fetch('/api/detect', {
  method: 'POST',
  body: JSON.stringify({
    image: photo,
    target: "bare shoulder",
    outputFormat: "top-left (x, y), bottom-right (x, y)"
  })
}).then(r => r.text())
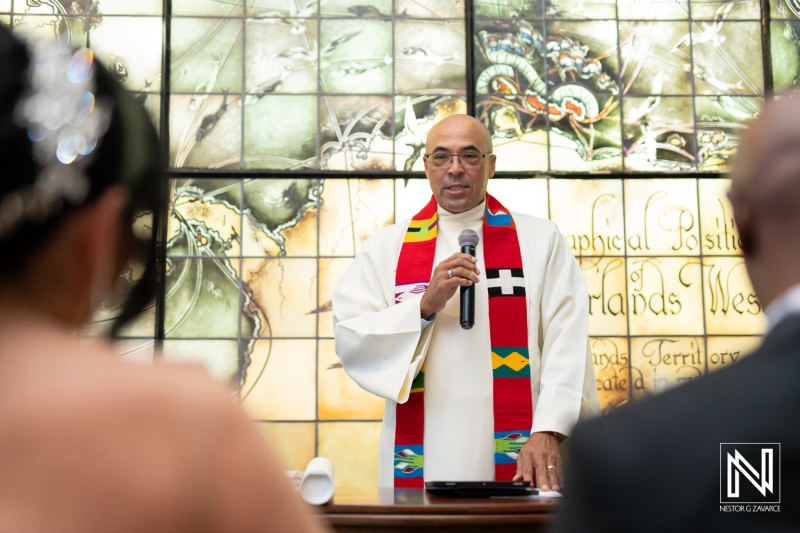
top-left (0, 332), bottom-right (327, 533)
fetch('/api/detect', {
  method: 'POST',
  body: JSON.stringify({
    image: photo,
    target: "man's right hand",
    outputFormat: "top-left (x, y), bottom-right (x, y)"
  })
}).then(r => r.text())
top-left (419, 253), bottom-right (480, 319)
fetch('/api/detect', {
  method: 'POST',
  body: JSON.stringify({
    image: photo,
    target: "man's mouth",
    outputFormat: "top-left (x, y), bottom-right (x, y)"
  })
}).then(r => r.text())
top-left (446, 185), bottom-right (469, 191)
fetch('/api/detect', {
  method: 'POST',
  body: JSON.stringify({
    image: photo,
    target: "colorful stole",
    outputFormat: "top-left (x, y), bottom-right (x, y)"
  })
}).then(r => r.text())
top-left (393, 194), bottom-right (532, 488)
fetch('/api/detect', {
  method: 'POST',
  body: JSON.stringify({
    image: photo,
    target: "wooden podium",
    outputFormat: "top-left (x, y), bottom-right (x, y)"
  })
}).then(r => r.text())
top-left (319, 487), bottom-right (558, 533)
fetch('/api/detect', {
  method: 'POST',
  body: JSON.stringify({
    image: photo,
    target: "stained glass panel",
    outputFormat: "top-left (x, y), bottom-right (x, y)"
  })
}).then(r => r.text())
top-left (245, 96), bottom-right (318, 170)
top-left (164, 258), bottom-right (244, 338)
top-left (394, 19), bottom-right (466, 93)
top-left (617, 0), bottom-right (688, 20)
top-left (242, 258), bottom-right (319, 337)
top-left (475, 0), bottom-right (542, 18)
top-left (487, 178), bottom-right (549, 217)
top-left (318, 258), bottom-right (352, 338)
top-left (250, 0), bottom-right (317, 18)
top-left (241, 178), bottom-right (320, 256)
top-left (691, 22), bottom-right (763, 96)
top-left (172, 0), bottom-right (242, 17)
top-left (770, 20), bottom-right (800, 92)
top-left (88, 16), bottom-right (163, 91)
top-left (93, 0), bottom-right (162, 15)
top-left (627, 257), bottom-right (704, 335)
top-left (171, 92), bottom-right (242, 168)
top-left (771, 0), bottom-right (800, 94)
top-left (551, 0), bottom-right (617, 19)
top-left (318, 422), bottom-right (382, 487)
top-left (257, 422), bottom-right (317, 471)
top-left (318, 179), bottom-right (395, 256)
top-left (320, 96), bottom-right (394, 171)
top-left (590, 337), bottom-right (630, 413)
top-left (318, 339), bottom-right (385, 420)
top-left (695, 96), bottom-right (760, 171)
top-left (170, 179), bottom-right (243, 258)
top-left (321, 0), bottom-right (391, 17)
top-left (583, 258), bottom-right (629, 335)
top-left (624, 179), bottom-right (700, 256)
top-left (397, 0), bottom-right (465, 18)
top-left (241, 339), bottom-right (317, 420)
top-left (550, 179), bottom-right (625, 257)
top-left (703, 257), bottom-right (765, 334)
top-left (170, 18), bottom-right (244, 93)
top-left (319, 19), bottom-right (393, 94)
top-left (245, 18), bottom-right (319, 95)
top-left (622, 97), bottom-right (696, 171)
top-left (706, 336), bottom-right (762, 372)
top-left (698, 178), bottom-right (742, 255)
top-left (162, 339), bottom-right (239, 382)
top-left (692, 0), bottom-right (760, 20)
top-left (631, 336), bottom-right (705, 398)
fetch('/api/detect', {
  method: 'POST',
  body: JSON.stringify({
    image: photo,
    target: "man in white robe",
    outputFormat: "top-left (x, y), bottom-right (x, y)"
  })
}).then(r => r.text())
top-left (332, 114), bottom-right (599, 490)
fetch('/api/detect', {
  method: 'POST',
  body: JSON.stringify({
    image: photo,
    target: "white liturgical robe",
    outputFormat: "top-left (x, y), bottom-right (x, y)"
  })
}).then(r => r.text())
top-left (332, 200), bottom-right (600, 486)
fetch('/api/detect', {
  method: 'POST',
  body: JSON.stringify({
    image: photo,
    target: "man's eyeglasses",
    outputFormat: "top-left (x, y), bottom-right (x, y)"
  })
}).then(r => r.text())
top-left (425, 150), bottom-right (491, 168)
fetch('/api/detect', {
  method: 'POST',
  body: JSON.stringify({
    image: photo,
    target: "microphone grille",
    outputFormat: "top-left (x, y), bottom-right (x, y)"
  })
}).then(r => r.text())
top-left (458, 229), bottom-right (480, 248)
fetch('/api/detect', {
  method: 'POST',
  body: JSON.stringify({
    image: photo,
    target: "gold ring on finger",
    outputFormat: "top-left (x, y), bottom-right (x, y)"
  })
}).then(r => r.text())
top-left (547, 465), bottom-right (556, 469)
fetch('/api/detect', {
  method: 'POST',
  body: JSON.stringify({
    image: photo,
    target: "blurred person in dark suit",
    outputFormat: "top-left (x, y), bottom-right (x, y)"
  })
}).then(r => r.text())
top-left (554, 96), bottom-right (800, 532)
top-left (0, 27), bottom-right (327, 533)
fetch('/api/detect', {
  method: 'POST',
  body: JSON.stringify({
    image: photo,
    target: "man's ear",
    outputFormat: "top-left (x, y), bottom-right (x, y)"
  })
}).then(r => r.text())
top-left (489, 153), bottom-right (497, 178)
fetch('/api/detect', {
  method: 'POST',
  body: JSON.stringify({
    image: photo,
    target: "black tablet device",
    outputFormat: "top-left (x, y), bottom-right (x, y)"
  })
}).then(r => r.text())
top-left (424, 480), bottom-right (537, 497)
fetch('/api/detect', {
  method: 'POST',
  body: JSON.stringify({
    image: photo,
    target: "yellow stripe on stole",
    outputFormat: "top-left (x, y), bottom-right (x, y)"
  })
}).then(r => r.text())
top-left (403, 216), bottom-right (437, 243)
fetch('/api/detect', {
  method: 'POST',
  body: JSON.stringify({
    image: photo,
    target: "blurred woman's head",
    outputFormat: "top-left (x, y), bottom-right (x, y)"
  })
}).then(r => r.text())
top-left (0, 26), bottom-right (161, 335)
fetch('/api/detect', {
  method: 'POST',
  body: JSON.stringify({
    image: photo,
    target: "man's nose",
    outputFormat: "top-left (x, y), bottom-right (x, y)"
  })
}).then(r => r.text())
top-left (447, 154), bottom-right (465, 173)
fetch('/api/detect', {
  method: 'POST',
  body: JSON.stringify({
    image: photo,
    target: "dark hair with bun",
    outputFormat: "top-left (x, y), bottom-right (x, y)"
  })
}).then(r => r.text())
top-left (0, 26), bottom-right (162, 336)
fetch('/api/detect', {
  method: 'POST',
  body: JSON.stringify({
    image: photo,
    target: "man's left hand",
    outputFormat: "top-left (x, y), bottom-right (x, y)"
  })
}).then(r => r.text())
top-left (512, 432), bottom-right (562, 491)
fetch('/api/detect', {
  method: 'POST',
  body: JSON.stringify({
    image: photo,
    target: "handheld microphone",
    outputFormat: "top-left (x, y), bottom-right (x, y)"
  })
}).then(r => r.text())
top-left (458, 229), bottom-right (479, 330)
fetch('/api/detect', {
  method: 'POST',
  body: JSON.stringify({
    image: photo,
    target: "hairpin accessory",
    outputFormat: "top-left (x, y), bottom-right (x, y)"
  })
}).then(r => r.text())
top-left (0, 36), bottom-right (111, 239)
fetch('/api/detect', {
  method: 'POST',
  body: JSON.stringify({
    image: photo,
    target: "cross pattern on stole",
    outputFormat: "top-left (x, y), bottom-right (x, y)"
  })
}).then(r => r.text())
top-left (487, 268), bottom-right (525, 297)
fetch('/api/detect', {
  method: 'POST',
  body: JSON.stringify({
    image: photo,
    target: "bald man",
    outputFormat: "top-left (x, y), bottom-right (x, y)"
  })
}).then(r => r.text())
top-left (332, 115), bottom-right (599, 489)
top-left (554, 98), bottom-right (800, 532)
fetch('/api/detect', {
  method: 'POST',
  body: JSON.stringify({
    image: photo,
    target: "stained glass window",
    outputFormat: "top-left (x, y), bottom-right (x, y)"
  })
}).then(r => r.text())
top-left (5, 0), bottom-right (778, 487)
